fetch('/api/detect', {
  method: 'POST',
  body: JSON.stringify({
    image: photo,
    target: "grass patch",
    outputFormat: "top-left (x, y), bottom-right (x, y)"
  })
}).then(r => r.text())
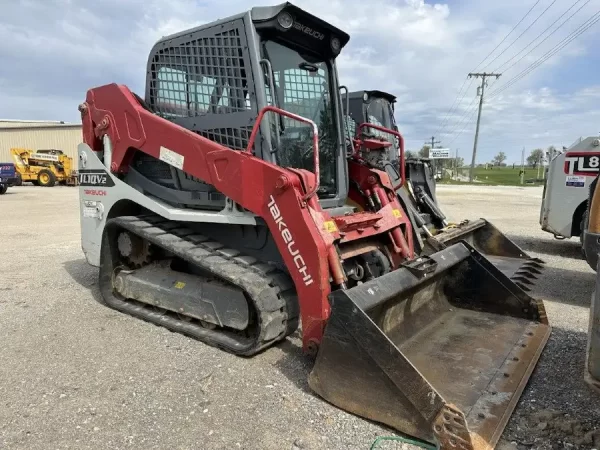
top-left (437, 167), bottom-right (545, 186)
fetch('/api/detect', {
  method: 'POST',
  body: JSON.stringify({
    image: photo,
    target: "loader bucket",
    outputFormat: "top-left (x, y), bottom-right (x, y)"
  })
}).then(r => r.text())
top-left (431, 219), bottom-right (545, 292)
top-left (308, 242), bottom-right (551, 450)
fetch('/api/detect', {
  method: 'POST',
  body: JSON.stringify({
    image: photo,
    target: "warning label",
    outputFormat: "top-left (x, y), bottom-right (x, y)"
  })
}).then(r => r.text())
top-left (566, 175), bottom-right (586, 187)
top-left (83, 200), bottom-right (100, 218)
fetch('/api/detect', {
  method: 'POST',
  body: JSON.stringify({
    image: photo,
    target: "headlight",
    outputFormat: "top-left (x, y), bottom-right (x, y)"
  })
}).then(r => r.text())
top-left (277, 12), bottom-right (294, 29)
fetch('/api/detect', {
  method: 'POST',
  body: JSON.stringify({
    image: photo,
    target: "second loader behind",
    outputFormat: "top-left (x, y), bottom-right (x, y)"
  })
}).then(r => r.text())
top-left (343, 89), bottom-right (546, 292)
top-left (76, 3), bottom-right (551, 449)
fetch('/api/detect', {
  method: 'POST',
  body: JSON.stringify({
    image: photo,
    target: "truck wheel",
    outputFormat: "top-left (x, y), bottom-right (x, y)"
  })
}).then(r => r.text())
top-left (37, 170), bottom-right (56, 187)
top-left (16, 173), bottom-right (22, 186)
top-left (0, 185), bottom-right (7, 195)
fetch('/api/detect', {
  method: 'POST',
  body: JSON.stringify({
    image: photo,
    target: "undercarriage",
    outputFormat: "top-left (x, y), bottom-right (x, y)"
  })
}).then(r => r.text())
top-left (100, 214), bottom-right (298, 356)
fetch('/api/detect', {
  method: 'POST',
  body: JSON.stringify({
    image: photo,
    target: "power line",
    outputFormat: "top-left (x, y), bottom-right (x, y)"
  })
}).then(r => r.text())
top-left (446, 105), bottom-right (480, 146)
top-left (492, 0), bottom-right (598, 83)
top-left (425, 136), bottom-right (442, 149)
top-left (443, 77), bottom-right (502, 143)
top-left (433, 0), bottom-right (594, 151)
top-left (481, 0), bottom-right (560, 71)
top-left (492, 0), bottom-right (591, 73)
top-left (474, 0), bottom-right (544, 71)
top-left (433, 76), bottom-right (472, 138)
top-left (454, 7), bottom-right (600, 156)
top-left (467, 73), bottom-right (502, 182)
top-left (443, 96), bottom-right (479, 139)
top-left (433, 77), bottom-right (470, 135)
top-left (432, 0), bottom-right (546, 137)
top-left (488, 10), bottom-right (600, 98)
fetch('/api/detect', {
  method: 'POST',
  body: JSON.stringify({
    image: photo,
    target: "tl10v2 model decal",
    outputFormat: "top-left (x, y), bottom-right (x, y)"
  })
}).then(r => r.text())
top-left (78, 169), bottom-right (115, 187)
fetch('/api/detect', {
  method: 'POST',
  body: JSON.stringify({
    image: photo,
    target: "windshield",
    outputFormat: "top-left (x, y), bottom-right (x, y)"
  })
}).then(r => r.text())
top-left (262, 40), bottom-right (339, 197)
top-left (366, 98), bottom-right (397, 145)
top-left (367, 97), bottom-right (401, 171)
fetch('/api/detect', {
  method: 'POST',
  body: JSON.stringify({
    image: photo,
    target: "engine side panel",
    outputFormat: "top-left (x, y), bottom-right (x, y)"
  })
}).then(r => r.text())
top-left (78, 143), bottom-right (257, 267)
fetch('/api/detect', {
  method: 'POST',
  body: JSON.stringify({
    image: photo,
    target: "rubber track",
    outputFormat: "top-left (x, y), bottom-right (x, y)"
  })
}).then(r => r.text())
top-left (104, 213), bottom-right (299, 356)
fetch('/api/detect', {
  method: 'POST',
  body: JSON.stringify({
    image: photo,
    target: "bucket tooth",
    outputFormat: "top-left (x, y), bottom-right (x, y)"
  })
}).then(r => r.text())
top-left (309, 242), bottom-right (551, 450)
top-left (519, 263), bottom-right (541, 272)
top-left (516, 283), bottom-right (531, 292)
top-left (522, 268), bottom-right (542, 277)
top-left (512, 276), bottom-right (534, 286)
top-left (425, 219), bottom-right (545, 290)
top-left (522, 260), bottom-right (544, 270)
top-left (514, 270), bottom-right (537, 280)
top-left (522, 260), bottom-right (544, 269)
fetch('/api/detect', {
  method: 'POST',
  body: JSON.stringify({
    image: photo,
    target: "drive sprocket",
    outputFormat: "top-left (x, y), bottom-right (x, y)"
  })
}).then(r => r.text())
top-left (117, 230), bottom-right (152, 267)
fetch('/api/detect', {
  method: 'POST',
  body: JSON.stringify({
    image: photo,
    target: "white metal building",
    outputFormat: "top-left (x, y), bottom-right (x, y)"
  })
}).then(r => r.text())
top-left (0, 120), bottom-right (82, 163)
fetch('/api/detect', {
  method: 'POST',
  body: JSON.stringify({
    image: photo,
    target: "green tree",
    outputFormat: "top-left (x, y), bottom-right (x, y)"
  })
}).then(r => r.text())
top-left (493, 151), bottom-right (507, 166)
top-left (418, 145), bottom-right (430, 158)
top-left (527, 148), bottom-right (544, 168)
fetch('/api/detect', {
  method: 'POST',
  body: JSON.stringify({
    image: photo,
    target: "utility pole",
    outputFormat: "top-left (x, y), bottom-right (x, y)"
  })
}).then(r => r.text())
top-left (424, 136), bottom-right (441, 178)
top-left (520, 146), bottom-right (525, 185)
top-left (425, 136), bottom-right (441, 150)
top-left (542, 154), bottom-right (547, 180)
top-left (468, 72), bottom-right (501, 182)
top-left (454, 148), bottom-right (460, 179)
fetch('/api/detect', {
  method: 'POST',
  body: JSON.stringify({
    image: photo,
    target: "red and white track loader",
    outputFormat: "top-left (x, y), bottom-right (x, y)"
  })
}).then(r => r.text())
top-left (77, 3), bottom-right (551, 449)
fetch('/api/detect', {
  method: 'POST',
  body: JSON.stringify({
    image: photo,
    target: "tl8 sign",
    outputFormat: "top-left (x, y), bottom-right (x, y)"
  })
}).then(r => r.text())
top-left (563, 152), bottom-right (600, 176)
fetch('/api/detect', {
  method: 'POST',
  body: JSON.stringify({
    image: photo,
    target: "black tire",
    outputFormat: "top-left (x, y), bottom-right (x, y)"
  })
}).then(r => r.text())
top-left (0, 184), bottom-right (7, 195)
top-left (37, 169), bottom-right (56, 187)
top-left (15, 173), bottom-right (22, 186)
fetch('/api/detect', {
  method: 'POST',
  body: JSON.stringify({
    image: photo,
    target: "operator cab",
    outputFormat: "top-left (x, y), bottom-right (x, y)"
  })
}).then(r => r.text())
top-left (344, 90), bottom-right (440, 206)
top-left (344, 90), bottom-right (402, 184)
top-left (131, 2), bottom-right (350, 212)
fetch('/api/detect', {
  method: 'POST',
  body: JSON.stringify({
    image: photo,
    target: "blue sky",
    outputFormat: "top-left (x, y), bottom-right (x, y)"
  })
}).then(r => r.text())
top-left (1, 0), bottom-right (599, 164)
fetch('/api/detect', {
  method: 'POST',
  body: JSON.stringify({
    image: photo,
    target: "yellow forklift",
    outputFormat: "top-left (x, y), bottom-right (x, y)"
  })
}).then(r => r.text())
top-left (10, 148), bottom-right (78, 187)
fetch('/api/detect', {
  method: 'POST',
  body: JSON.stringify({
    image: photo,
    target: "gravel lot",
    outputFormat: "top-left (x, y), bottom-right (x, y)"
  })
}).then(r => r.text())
top-left (1, 184), bottom-right (599, 450)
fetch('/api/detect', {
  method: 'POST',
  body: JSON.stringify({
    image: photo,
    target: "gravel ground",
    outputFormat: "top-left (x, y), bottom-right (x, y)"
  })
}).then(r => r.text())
top-left (1, 184), bottom-right (599, 450)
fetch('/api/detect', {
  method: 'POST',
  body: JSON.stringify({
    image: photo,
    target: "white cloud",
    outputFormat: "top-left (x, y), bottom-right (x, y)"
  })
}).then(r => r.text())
top-left (0, 0), bottom-right (599, 164)
top-left (520, 87), bottom-right (565, 111)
